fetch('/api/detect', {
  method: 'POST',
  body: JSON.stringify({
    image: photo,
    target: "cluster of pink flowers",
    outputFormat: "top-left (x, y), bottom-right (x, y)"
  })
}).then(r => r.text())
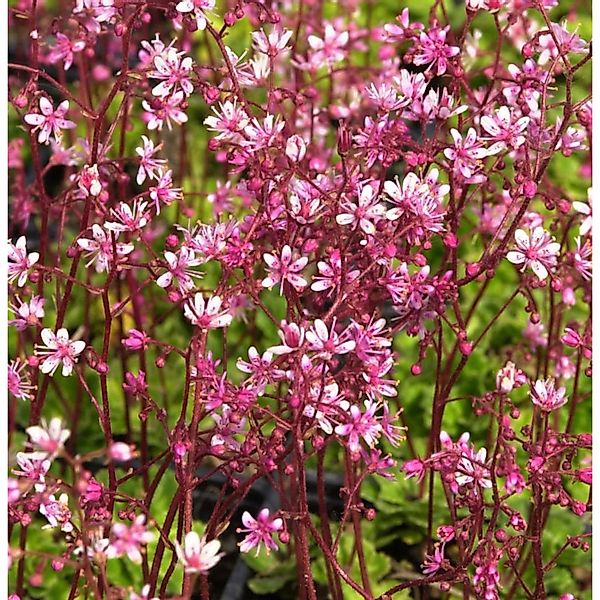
top-left (7, 0), bottom-right (591, 597)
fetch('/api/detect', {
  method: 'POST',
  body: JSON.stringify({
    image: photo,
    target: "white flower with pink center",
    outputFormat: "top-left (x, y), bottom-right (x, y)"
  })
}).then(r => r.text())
top-left (9, 295), bottom-right (45, 330)
top-left (135, 135), bottom-right (166, 185)
top-left (175, 0), bottom-right (215, 31)
top-left (183, 293), bottom-right (233, 329)
top-left (35, 328), bottom-right (86, 376)
top-left (262, 245), bottom-right (308, 294)
top-left (530, 378), bottom-right (568, 412)
top-left (77, 224), bottom-right (134, 273)
top-left (336, 182), bottom-right (385, 236)
top-left (306, 318), bottom-right (356, 359)
top-left (26, 417), bottom-right (70, 456)
top-left (150, 47), bottom-right (195, 99)
top-left (204, 99), bottom-right (249, 142)
top-left (175, 531), bottom-right (223, 573)
top-left (335, 400), bottom-right (382, 455)
top-left (156, 247), bottom-right (204, 292)
top-left (237, 509), bottom-right (283, 555)
top-left (24, 97), bottom-right (75, 145)
top-left (506, 227), bottom-right (560, 281)
top-left (8, 236), bottom-right (39, 288)
top-left (40, 493), bottom-right (73, 533)
top-left (455, 447), bottom-right (492, 492)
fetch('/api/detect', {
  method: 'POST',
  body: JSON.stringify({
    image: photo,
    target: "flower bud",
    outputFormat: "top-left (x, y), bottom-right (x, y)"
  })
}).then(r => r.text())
top-left (109, 442), bottom-right (135, 461)
top-left (285, 135), bottom-right (307, 163)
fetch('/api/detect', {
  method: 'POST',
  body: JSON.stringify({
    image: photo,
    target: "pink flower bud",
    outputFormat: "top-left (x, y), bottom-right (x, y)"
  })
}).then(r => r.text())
top-left (523, 180), bottom-right (537, 199)
top-left (562, 287), bottom-right (576, 306)
top-left (122, 329), bottom-right (150, 350)
top-left (109, 442), bottom-right (135, 461)
top-left (203, 85), bottom-right (221, 105)
top-left (459, 340), bottom-right (473, 355)
top-left (279, 531), bottom-right (290, 544)
top-left (52, 559), bottom-right (65, 572)
top-left (285, 135), bottom-right (307, 163)
top-left (466, 262), bottom-right (480, 277)
top-left (443, 232), bottom-right (458, 249)
top-left (577, 467), bottom-right (592, 484)
top-left (561, 327), bottom-right (582, 348)
top-left (528, 456), bottom-right (545, 473)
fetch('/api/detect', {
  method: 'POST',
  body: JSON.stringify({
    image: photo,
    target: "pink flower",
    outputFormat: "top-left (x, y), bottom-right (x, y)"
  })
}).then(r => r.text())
top-left (306, 24), bottom-right (349, 68)
top-left (9, 295), bottom-right (45, 330)
top-left (506, 227), bottom-right (560, 280)
top-left (306, 318), bottom-right (356, 359)
top-left (413, 26), bottom-right (459, 76)
top-left (455, 447), bottom-right (492, 491)
top-left (183, 293), bottom-right (233, 329)
top-left (242, 114), bottom-right (285, 151)
top-left (156, 247), bottom-right (204, 292)
top-left (8, 236), bottom-right (39, 287)
top-left (530, 378), bottom-right (568, 412)
top-left (26, 417), bottom-right (70, 456)
top-left (421, 544), bottom-right (446, 575)
top-left (105, 200), bottom-right (150, 233)
top-left (285, 134), bottom-right (307, 162)
top-left (480, 106), bottom-right (530, 152)
top-left (573, 236), bottom-right (592, 281)
top-left (150, 47), bottom-right (194, 98)
top-left (109, 442), bottom-right (135, 461)
top-left (8, 360), bottom-right (34, 401)
top-left (304, 381), bottom-right (349, 434)
top-left (35, 328), bottom-right (86, 376)
top-left (538, 20), bottom-right (587, 65)
top-left (311, 248), bottom-right (359, 294)
top-left (107, 515), bottom-right (155, 564)
top-left (496, 361), bottom-right (526, 393)
top-left (444, 128), bottom-right (496, 182)
top-left (236, 347), bottom-right (284, 392)
top-left (204, 99), bottom-right (249, 142)
top-left (262, 245), bottom-right (308, 294)
top-left (143, 92), bottom-right (189, 131)
top-left (268, 321), bottom-right (306, 355)
top-left (135, 136), bottom-right (166, 185)
top-left (403, 458), bottom-right (426, 482)
top-left (122, 329), bottom-right (151, 351)
top-left (77, 224), bottom-right (134, 273)
top-left (175, 0), bottom-right (215, 31)
top-left (252, 26), bottom-right (293, 56)
top-left (40, 493), bottom-right (73, 533)
top-left (148, 170), bottom-right (182, 214)
top-left (46, 32), bottom-right (86, 70)
top-left (73, 0), bottom-right (116, 33)
top-left (175, 532), bottom-right (223, 573)
top-left (24, 97), bottom-right (75, 145)
top-left (505, 469), bottom-right (526, 494)
top-left (77, 164), bottom-right (103, 197)
top-left (336, 182), bottom-right (385, 236)
top-left (335, 400), bottom-right (382, 455)
top-left (8, 478), bottom-right (21, 504)
top-left (13, 452), bottom-right (51, 486)
top-left (237, 509), bottom-right (283, 555)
